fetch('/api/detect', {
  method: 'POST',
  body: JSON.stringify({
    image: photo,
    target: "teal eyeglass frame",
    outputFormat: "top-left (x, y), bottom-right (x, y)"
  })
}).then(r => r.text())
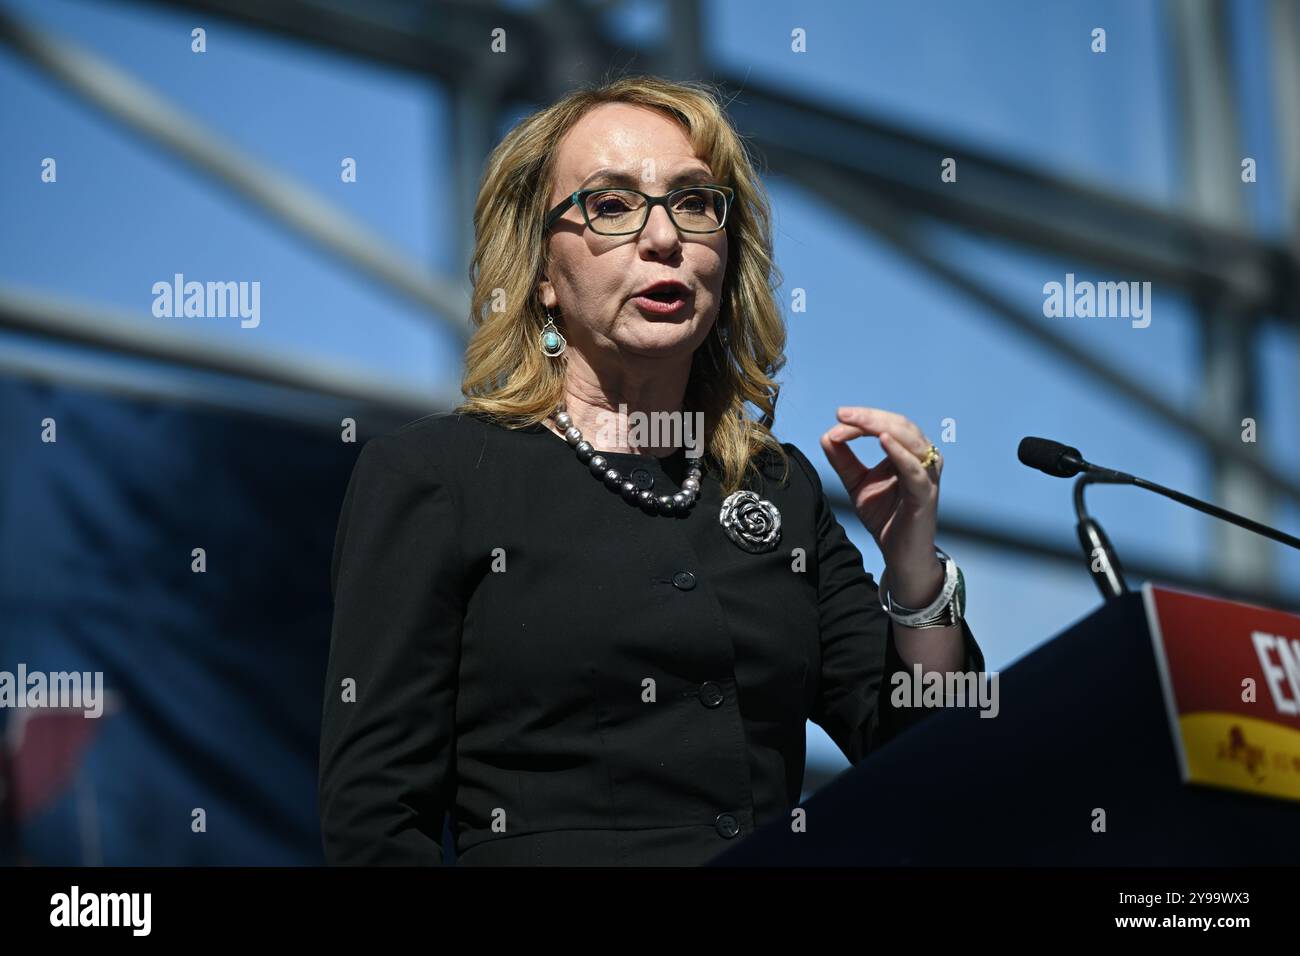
top-left (542, 184), bottom-right (734, 236)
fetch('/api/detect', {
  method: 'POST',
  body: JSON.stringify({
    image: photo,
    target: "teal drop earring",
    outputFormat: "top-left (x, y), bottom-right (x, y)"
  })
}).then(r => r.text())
top-left (541, 308), bottom-right (566, 358)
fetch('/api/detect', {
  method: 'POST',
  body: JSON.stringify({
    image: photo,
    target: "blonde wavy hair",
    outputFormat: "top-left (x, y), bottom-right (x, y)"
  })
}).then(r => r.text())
top-left (455, 73), bottom-right (790, 495)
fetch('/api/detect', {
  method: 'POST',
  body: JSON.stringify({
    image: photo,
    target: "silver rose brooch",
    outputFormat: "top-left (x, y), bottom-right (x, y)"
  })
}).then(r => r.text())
top-left (719, 490), bottom-right (782, 554)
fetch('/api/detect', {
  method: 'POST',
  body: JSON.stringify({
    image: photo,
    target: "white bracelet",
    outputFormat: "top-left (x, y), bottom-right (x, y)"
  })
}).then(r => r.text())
top-left (878, 548), bottom-right (958, 627)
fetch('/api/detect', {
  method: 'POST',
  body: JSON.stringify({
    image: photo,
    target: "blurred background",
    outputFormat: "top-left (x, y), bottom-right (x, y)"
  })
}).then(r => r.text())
top-left (1, 0), bottom-right (1297, 864)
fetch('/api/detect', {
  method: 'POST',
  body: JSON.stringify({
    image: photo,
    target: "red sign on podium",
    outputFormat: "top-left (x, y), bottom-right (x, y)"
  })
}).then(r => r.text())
top-left (1143, 582), bottom-right (1300, 803)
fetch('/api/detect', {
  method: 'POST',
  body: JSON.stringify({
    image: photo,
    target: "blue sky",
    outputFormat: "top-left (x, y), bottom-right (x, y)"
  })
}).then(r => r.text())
top-left (3, 0), bottom-right (1297, 771)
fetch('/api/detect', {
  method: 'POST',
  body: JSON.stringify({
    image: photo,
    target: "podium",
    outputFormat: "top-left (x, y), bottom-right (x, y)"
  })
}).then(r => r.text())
top-left (709, 589), bottom-right (1300, 865)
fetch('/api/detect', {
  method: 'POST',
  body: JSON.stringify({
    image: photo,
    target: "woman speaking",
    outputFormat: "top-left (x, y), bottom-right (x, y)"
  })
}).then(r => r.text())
top-left (318, 74), bottom-right (984, 866)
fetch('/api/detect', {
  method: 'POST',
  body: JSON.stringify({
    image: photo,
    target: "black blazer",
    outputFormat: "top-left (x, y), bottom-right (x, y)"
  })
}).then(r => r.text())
top-left (319, 410), bottom-right (984, 865)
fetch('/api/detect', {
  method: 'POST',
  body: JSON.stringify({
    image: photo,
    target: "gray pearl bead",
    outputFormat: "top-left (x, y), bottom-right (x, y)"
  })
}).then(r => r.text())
top-left (604, 468), bottom-right (621, 486)
top-left (658, 495), bottom-right (675, 513)
top-left (682, 477), bottom-right (700, 492)
top-left (556, 411), bottom-right (572, 429)
top-left (589, 455), bottom-right (607, 473)
top-left (564, 426), bottom-right (582, 445)
top-left (672, 492), bottom-right (688, 507)
top-left (575, 441), bottom-right (594, 462)
top-left (638, 490), bottom-right (655, 507)
top-left (621, 481), bottom-right (639, 500)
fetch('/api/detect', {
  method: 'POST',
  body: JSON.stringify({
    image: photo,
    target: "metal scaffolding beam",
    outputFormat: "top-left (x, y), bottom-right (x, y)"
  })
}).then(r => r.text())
top-left (1170, 0), bottom-right (1274, 588)
top-left (0, 286), bottom-right (457, 422)
top-left (0, 5), bottom-right (470, 336)
top-left (772, 154), bottom-right (1300, 508)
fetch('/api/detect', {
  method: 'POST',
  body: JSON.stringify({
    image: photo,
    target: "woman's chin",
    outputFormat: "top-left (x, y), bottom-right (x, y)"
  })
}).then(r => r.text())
top-left (618, 330), bottom-right (700, 357)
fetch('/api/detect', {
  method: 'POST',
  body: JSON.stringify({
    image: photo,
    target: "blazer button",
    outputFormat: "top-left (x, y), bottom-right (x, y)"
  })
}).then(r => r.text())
top-left (698, 681), bottom-right (724, 708)
top-left (630, 467), bottom-right (654, 490)
top-left (672, 570), bottom-right (696, 590)
top-left (715, 813), bottom-right (740, 839)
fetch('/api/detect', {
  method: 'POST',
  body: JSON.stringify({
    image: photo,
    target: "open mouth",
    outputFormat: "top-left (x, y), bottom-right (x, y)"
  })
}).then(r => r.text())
top-left (642, 288), bottom-right (683, 302)
top-left (632, 283), bottom-right (690, 314)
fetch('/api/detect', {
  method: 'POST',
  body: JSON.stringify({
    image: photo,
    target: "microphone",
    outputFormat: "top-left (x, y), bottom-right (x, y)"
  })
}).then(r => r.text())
top-left (1018, 438), bottom-right (1132, 599)
top-left (1018, 436), bottom-right (1300, 601)
top-left (1017, 437), bottom-right (1131, 483)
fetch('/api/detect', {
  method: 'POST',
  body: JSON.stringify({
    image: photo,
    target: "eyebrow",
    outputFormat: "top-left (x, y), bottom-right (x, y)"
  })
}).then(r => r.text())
top-left (577, 166), bottom-right (714, 189)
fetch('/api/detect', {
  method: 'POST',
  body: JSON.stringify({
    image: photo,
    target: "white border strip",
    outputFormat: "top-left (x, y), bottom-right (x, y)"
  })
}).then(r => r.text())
top-left (1141, 581), bottom-right (1190, 783)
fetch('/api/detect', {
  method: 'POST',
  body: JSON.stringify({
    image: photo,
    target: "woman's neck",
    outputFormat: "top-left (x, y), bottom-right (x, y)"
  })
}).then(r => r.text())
top-left (544, 395), bottom-right (688, 458)
top-left (541, 353), bottom-right (694, 456)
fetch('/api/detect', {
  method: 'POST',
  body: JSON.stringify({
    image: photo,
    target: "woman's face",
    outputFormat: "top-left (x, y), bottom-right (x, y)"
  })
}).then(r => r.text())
top-left (539, 102), bottom-right (729, 367)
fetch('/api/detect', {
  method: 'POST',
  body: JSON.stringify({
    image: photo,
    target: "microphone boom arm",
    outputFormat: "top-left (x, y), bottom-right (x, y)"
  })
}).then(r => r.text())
top-left (1128, 475), bottom-right (1300, 551)
top-left (1073, 473), bottom-right (1131, 601)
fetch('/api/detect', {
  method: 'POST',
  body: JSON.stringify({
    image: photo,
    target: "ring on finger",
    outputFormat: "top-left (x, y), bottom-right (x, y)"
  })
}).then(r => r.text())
top-left (918, 442), bottom-right (940, 472)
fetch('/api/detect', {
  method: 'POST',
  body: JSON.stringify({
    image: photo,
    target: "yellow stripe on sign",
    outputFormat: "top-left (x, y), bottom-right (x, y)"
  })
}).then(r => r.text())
top-left (1179, 711), bottom-right (1300, 803)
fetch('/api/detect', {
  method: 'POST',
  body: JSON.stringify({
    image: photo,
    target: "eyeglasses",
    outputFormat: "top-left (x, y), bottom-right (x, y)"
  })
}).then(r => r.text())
top-left (543, 184), bottom-right (734, 236)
